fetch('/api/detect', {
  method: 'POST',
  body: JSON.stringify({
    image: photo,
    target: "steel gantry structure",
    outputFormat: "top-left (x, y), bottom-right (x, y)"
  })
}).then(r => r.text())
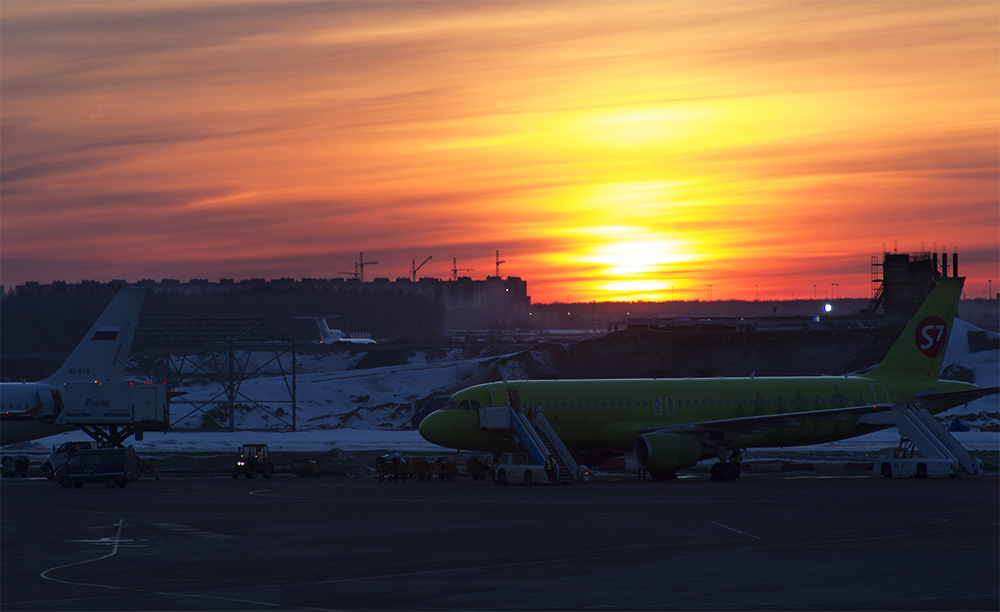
top-left (131, 318), bottom-right (297, 432)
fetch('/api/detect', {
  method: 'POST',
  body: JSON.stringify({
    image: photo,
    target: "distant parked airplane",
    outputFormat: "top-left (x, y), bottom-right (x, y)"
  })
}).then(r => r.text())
top-left (1, 287), bottom-right (146, 446)
top-left (293, 316), bottom-right (376, 344)
top-left (419, 277), bottom-right (996, 479)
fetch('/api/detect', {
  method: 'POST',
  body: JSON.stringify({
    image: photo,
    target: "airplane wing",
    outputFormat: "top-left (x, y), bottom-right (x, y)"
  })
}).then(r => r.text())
top-left (637, 403), bottom-right (897, 436)
top-left (915, 386), bottom-right (998, 408)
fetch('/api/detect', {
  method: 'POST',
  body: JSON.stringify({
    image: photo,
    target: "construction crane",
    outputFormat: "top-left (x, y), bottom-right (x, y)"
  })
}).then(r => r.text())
top-left (358, 252), bottom-right (378, 282)
top-left (451, 257), bottom-right (474, 281)
top-left (494, 250), bottom-right (506, 278)
top-left (337, 263), bottom-right (360, 280)
top-left (411, 255), bottom-right (433, 282)
top-left (338, 252), bottom-right (378, 282)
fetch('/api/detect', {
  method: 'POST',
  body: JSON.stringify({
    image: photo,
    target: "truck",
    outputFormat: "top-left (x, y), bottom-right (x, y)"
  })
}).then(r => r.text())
top-left (54, 447), bottom-right (139, 488)
top-left (41, 441), bottom-right (95, 479)
top-left (874, 439), bottom-right (958, 479)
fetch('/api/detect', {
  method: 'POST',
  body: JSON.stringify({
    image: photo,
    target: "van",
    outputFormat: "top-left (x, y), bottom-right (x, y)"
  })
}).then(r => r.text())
top-left (42, 441), bottom-right (95, 479)
top-left (54, 447), bottom-right (139, 488)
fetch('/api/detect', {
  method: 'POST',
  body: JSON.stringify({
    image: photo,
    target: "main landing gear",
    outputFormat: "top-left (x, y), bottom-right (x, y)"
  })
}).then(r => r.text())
top-left (710, 461), bottom-right (740, 482)
top-left (709, 447), bottom-right (743, 482)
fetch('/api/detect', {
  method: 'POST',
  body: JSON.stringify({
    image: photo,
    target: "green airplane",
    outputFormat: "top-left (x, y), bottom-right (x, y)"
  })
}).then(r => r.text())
top-left (418, 277), bottom-right (997, 479)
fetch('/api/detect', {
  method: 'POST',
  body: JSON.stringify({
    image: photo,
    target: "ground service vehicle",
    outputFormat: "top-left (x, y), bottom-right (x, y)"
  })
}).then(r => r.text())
top-left (495, 452), bottom-right (547, 485)
top-left (42, 441), bottom-right (95, 479)
top-left (375, 453), bottom-right (408, 481)
top-left (291, 458), bottom-right (320, 478)
top-left (875, 439), bottom-right (958, 479)
top-left (54, 447), bottom-right (139, 488)
top-left (2, 455), bottom-right (30, 478)
top-left (466, 455), bottom-right (495, 481)
top-left (408, 457), bottom-right (457, 481)
top-left (232, 444), bottom-right (275, 479)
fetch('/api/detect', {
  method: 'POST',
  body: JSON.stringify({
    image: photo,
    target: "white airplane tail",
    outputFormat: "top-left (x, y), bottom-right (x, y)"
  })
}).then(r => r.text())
top-left (43, 287), bottom-right (146, 384)
top-left (315, 318), bottom-right (343, 343)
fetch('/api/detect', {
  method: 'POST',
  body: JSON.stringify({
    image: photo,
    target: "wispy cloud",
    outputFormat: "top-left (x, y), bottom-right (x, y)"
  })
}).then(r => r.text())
top-left (1, 1), bottom-right (996, 300)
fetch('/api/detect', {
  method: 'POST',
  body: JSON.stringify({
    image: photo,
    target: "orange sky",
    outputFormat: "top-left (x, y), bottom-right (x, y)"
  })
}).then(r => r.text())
top-left (2, 1), bottom-right (997, 303)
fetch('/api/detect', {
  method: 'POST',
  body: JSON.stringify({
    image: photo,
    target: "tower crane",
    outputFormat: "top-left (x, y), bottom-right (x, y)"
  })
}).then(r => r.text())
top-left (494, 250), bottom-right (506, 278)
top-left (411, 255), bottom-right (433, 282)
top-left (338, 252), bottom-right (378, 282)
top-left (451, 257), bottom-right (474, 281)
top-left (337, 263), bottom-right (360, 280)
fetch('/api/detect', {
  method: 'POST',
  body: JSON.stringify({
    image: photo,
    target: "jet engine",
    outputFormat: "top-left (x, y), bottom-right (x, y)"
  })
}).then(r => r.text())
top-left (634, 433), bottom-right (703, 478)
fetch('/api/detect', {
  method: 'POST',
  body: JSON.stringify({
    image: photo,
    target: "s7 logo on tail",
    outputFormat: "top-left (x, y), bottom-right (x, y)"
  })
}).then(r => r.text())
top-left (915, 316), bottom-right (947, 358)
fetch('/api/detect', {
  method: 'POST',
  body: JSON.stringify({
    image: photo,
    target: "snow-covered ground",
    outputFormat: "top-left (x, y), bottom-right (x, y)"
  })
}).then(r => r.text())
top-left (10, 320), bottom-right (999, 455)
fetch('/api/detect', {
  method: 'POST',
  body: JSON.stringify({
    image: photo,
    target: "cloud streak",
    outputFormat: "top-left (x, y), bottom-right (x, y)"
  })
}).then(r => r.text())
top-left (1, 1), bottom-right (996, 301)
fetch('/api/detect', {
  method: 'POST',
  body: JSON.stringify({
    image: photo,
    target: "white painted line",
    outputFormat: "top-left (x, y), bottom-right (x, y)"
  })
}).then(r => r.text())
top-left (710, 520), bottom-right (763, 540)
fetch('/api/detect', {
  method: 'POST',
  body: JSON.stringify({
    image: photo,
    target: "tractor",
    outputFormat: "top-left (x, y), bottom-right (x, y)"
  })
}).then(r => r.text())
top-left (232, 444), bottom-right (275, 479)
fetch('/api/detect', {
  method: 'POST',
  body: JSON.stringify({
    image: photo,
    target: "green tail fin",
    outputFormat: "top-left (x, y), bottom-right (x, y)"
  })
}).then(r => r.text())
top-left (866, 277), bottom-right (963, 381)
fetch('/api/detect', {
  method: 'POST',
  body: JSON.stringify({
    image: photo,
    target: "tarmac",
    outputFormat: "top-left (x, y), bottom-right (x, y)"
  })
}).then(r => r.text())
top-left (2, 469), bottom-right (998, 611)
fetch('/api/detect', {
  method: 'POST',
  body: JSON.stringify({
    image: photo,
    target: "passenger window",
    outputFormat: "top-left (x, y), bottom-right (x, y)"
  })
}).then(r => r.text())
top-left (602, 401), bottom-right (607, 408)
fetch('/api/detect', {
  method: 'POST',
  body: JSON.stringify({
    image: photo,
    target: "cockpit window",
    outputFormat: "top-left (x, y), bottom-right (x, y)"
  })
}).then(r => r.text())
top-left (441, 399), bottom-right (482, 410)
top-left (441, 401), bottom-right (460, 411)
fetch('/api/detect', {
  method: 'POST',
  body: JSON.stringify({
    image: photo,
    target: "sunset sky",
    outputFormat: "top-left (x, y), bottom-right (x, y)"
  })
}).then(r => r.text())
top-left (2, 1), bottom-right (997, 303)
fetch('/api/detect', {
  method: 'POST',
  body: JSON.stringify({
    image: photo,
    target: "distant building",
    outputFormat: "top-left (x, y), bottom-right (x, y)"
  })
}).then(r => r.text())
top-left (867, 250), bottom-right (958, 326)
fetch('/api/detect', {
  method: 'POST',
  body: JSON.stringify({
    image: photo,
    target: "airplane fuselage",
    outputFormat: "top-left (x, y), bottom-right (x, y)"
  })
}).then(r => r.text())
top-left (418, 375), bottom-right (979, 460)
top-left (1, 383), bottom-right (75, 446)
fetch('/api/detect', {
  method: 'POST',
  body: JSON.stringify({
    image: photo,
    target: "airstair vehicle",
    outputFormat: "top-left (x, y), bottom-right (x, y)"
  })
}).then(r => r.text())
top-left (480, 389), bottom-right (589, 484)
top-left (864, 402), bottom-right (983, 478)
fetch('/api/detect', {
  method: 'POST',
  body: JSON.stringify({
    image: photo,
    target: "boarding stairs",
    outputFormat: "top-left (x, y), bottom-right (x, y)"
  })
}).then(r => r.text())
top-left (889, 403), bottom-right (982, 474)
top-left (478, 401), bottom-right (584, 482)
top-left (529, 407), bottom-right (580, 484)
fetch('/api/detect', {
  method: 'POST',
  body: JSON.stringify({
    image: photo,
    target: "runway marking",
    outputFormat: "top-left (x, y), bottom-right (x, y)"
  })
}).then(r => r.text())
top-left (71, 537), bottom-right (146, 548)
top-left (42, 518), bottom-right (126, 586)
top-left (19, 505), bottom-right (345, 611)
top-left (709, 521), bottom-right (763, 540)
top-left (153, 522), bottom-right (233, 540)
